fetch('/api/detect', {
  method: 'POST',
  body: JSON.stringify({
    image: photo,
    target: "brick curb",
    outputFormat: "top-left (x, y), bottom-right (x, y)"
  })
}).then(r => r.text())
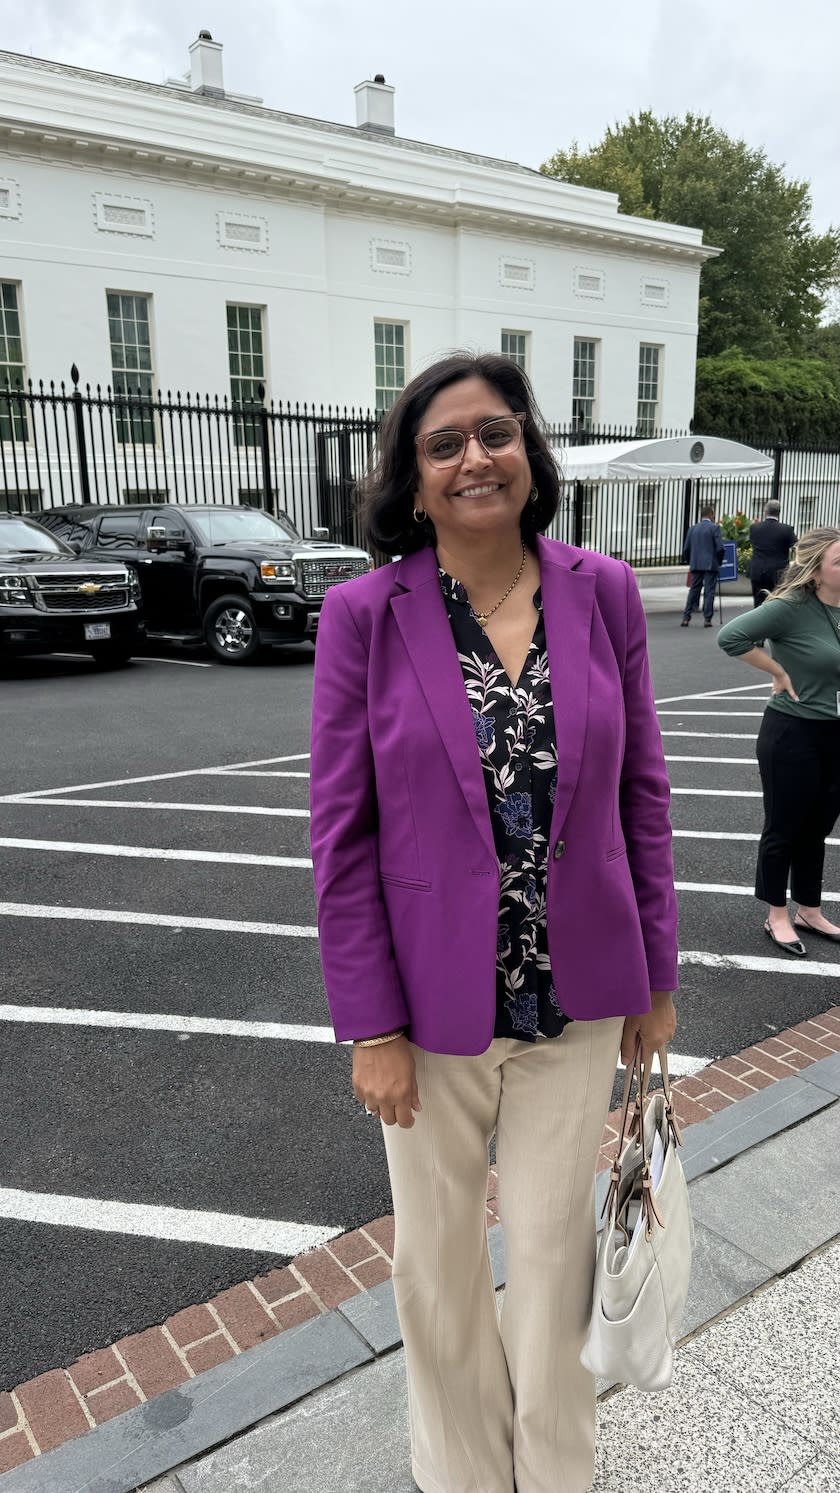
top-left (2, 1009), bottom-right (840, 1476)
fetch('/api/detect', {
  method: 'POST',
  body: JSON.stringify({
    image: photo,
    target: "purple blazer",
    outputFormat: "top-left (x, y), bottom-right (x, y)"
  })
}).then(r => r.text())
top-left (310, 536), bottom-right (678, 1056)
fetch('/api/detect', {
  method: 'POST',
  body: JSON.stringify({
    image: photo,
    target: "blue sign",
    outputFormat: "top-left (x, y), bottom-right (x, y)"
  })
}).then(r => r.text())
top-left (719, 540), bottom-right (739, 584)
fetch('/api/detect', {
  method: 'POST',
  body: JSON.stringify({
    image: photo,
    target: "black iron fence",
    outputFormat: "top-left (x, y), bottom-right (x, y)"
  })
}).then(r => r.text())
top-left (2, 371), bottom-right (839, 567)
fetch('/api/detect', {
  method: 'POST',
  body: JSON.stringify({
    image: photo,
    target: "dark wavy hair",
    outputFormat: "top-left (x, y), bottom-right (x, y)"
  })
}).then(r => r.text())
top-left (358, 352), bottom-right (560, 555)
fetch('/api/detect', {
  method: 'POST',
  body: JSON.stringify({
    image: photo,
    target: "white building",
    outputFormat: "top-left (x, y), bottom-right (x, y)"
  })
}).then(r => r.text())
top-left (0, 34), bottom-right (716, 428)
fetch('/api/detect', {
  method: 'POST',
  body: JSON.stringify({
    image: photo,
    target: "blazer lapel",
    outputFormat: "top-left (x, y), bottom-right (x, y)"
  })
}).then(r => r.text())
top-left (391, 551), bottom-right (496, 861)
top-left (537, 536), bottom-right (596, 843)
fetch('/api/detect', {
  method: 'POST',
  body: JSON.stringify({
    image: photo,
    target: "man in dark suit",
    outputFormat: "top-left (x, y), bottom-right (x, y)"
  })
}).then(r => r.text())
top-left (749, 501), bottom-right (797, 606)
top-left (681, 505), bottom-right (725, 627)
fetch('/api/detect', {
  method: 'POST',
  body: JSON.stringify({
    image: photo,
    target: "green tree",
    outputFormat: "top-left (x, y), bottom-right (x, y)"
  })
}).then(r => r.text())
top-left (693, 350), bottom-right (840, 442)
top-left (541, 114), bottom-right (840, 359)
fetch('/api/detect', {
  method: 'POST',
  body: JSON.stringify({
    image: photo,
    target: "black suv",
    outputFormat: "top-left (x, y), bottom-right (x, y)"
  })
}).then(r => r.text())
top-left (35, 504), bottom-right (372, 663)
top-left (0, 513), bottom-right (142, 665)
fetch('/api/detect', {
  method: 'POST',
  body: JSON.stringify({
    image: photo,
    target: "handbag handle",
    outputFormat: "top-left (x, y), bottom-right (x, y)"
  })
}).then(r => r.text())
top-left (601, 1040), bottom-right (682, 1236)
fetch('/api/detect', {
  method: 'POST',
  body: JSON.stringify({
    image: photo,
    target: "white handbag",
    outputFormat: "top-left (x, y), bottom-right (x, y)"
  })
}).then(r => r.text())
top-left (580, 1041), bottom-right (694, 1392)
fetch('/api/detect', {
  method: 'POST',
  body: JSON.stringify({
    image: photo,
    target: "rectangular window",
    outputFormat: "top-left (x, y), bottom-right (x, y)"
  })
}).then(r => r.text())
top-left (501, 330), bottom-right (528, 371)
top-left (572, 339), bottom-right (597, 430)
top-left (636, 344), bottom-right (661, 436)
top-left (635, 484), bottom-right (658, 545)
top-left (799, 494), bottom-right (818, 531)
top-left (227, 304), bottom-right (266, 447)
top-left (0, 282), bottom-right (27, 442)
top-left (579, 485), bottom-right (594, 547)
top-left (107, 292), bottom-right (155, 445)
top-left (374, 321), bottom-right (406, 412)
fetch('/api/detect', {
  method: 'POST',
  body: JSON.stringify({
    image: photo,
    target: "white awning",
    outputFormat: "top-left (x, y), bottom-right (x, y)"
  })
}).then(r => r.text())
top-left (554, 436), bottom-right (775, 482)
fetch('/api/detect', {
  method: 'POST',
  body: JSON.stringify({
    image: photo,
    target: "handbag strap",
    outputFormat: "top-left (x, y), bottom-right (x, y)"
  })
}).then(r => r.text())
top-left (601, 1040), bottom-right (680, 1235)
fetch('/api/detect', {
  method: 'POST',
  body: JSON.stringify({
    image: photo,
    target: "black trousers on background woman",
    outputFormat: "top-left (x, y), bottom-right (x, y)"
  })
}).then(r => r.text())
top-left (755, 710), bottom-right (840, 906)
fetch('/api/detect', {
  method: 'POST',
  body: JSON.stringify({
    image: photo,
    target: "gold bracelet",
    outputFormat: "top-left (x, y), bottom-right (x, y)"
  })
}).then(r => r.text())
top-left (352, 1029), bottom-right (405, 1048)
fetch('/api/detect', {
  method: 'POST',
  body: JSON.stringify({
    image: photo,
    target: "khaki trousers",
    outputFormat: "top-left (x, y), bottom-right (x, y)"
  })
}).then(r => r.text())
top-left (382, 1017), bottom-right (624, 1493)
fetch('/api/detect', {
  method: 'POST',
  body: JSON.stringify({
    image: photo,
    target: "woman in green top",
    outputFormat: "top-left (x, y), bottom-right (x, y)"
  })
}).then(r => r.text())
top-left (718, 527), bottom-right (840, 957)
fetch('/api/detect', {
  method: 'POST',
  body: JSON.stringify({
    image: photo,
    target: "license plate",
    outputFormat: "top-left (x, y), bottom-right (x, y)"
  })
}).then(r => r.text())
top-left (84, 623), bottom-right (111, 640)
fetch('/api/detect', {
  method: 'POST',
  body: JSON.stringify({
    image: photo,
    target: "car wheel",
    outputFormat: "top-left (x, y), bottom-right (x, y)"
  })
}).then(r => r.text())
top-left (89, 642), bottom-right (134, 668)
top-left (203, 594), bottom-right (260, 663)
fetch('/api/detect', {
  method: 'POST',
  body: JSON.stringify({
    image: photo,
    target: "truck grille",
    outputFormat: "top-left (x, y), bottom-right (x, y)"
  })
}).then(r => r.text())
top-left (299, 557), bottom-right (369, 599)
top-left (40, 588), bottom-right (129, 612)
top-left (30, 570), bottom-right (130, 614)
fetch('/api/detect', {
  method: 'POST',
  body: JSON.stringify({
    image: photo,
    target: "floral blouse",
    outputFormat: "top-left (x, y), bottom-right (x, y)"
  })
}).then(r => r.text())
top-left (439, 568), bottom-right (570, 1042)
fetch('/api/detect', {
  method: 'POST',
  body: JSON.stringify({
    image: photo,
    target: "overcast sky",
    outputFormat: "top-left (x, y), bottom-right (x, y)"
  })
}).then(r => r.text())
top-left (5, 0), bottom-right (838, 235)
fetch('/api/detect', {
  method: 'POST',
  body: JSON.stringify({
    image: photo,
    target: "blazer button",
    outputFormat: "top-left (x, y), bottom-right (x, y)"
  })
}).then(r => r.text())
top-left (552, 840), bottom-right (566, 860)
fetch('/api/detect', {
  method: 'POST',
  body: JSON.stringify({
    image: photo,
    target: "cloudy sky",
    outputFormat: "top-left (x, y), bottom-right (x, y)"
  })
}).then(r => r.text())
top-left (4, 0), bottom-right (838, 233)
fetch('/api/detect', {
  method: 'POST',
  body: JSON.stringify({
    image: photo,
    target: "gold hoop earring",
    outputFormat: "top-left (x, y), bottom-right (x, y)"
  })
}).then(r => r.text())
top-left (413, 507), bottom-right (427, 524)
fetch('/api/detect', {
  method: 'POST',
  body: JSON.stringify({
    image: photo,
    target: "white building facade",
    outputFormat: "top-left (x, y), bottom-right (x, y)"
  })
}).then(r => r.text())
top-left (0, 36), bottom-right (716, 428)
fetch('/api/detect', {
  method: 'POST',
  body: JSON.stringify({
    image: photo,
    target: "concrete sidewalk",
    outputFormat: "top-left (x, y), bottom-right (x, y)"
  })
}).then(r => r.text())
top-left (7, 1053), bottom-right (837, 1493)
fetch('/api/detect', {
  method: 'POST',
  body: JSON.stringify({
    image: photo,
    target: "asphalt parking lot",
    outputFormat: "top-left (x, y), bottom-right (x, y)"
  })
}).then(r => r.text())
top-left (1, 611), bottom-right (839, 1395)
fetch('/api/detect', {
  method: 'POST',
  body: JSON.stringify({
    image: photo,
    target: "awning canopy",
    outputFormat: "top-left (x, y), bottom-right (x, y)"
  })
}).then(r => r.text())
top-left (554, 435), bottom-right (775, 482)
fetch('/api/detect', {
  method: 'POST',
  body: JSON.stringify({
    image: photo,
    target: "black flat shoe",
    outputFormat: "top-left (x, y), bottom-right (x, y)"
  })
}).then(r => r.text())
top-left (680, 619), bottom-right (690, 626)
top-left (764, 921), bottom-right (807, 957)
top-left (704, 620), bottom-right (713, 627)
top-left (794, 917), bottom-right (840, 943)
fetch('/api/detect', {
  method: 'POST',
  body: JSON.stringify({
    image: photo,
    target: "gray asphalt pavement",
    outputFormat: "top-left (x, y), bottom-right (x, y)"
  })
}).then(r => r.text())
top-left (1, 609), bottom-right (837, 1397)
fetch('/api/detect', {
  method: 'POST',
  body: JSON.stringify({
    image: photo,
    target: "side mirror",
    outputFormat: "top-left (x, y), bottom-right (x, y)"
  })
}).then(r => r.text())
top-left (147, 525), bottom-right (191, 554)
top-left (68, 539), bottom-right (83, 555)
top-left (312, 527), bottom-right (330, 541)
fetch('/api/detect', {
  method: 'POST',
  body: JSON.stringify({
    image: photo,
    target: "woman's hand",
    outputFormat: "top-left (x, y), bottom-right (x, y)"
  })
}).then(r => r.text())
top-left (770, 669), bottom-right (799, 701)
top-left (621, 990), bottom-right (677, 1067)
top-left (769, 674), bottom-right (799, 701)
top-left (352, 1036), bottom-right (421, 1129)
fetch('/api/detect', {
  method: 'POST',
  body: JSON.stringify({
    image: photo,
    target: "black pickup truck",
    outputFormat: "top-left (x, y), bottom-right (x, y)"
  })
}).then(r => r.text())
top-left (0, 513), bottom-right (142, 665)
top-left (35, 503), bottom-right (373, 663)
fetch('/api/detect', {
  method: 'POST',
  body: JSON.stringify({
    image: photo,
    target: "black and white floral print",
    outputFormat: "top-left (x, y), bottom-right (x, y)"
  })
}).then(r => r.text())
top-left (439, 567), bottom-right (570, 1042)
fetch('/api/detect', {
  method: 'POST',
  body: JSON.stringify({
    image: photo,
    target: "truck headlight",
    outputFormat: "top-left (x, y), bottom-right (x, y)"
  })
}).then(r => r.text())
top-left (125, 566), bottom-right (142, 601)
top-left (260, 560), bottom-right (295, 583)
top-left (0, 575), bottom-right (31, 606)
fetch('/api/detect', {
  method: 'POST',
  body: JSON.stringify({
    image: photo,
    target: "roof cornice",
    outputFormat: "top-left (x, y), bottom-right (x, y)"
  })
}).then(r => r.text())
top-left (0, 56), bottom-right (720, 265)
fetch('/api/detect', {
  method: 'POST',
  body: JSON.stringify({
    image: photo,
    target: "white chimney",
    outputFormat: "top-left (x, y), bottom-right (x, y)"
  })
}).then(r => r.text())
top-left (354, 74), bottom-right (395, 135)
top-left (189, 30), bottom-right (225, 96)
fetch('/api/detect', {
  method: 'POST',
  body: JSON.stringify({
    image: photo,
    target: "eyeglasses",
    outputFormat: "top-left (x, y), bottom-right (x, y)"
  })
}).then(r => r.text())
top-left (414, 413), bottom-right (526, 469)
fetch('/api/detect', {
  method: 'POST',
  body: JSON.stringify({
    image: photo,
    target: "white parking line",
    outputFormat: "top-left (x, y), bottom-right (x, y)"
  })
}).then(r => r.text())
top-left (0, 799), bottom-right (311, 816)
top-left (676, 881), bottom-right (840, 901)
top-left (0, 1002), bottom-right (708, 1077)
top-left (656, 719), bottom-right (769, 725)
top-left (208, 770), bottom-right (310, 779)
top-left (51, 653), bottom-right (212, 668)
top-left (0, 902), bottom-right (317, 936)
top-left (671, 788), bottom-right (762, 798)
top-left (655, 683), bottom-right (769, 705)
top-left (665, 756), bottom-right (755, 765)
top-left (681, 950), bottom-right (840, 976)
top-left (0, 839), bottom-right (312, 868)
top-left (660, 731), bottom-right (756, 739)
top-left (0, 1186), bottom-right (340, 1254)
top-left (7, 754), bottom-right (310, 801)
top-left (673, 830), bottom-right (840, 847)
top-left (0, 1005), bottom-right (333, 1041)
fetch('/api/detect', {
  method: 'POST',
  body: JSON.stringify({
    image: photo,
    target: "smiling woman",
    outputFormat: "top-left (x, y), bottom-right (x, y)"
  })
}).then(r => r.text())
top-left (310, 351), bottom-right (678, 1493)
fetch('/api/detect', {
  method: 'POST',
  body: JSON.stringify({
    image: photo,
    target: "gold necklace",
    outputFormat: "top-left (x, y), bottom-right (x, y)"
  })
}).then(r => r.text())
top-left (468, 544), bottom-right (527, 628)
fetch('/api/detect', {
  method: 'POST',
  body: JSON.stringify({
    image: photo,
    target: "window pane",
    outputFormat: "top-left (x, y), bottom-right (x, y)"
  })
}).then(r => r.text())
top-left (571, 339), bottom-right (596, 429)
top-left (636, 345), bottom-right (660, 435)
top-left (0, 283), bottom-right (27, 440)
top-left (108, 292), bottom-right (155, 445)
top-left (227, 305), bottom-right (266, 446)
top-left (374, 322), bottom-right (406, 412)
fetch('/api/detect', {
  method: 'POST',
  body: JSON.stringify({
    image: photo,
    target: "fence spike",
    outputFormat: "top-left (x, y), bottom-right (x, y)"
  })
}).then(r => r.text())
top-left (70, 364), bottom-right (80, 388)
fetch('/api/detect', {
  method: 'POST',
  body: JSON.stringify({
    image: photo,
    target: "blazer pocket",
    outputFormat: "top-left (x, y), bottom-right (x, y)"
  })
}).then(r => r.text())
top-left (605, 844), bottom-right (628, 862)
top-left (380, 872), bottom-right (432, 892)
